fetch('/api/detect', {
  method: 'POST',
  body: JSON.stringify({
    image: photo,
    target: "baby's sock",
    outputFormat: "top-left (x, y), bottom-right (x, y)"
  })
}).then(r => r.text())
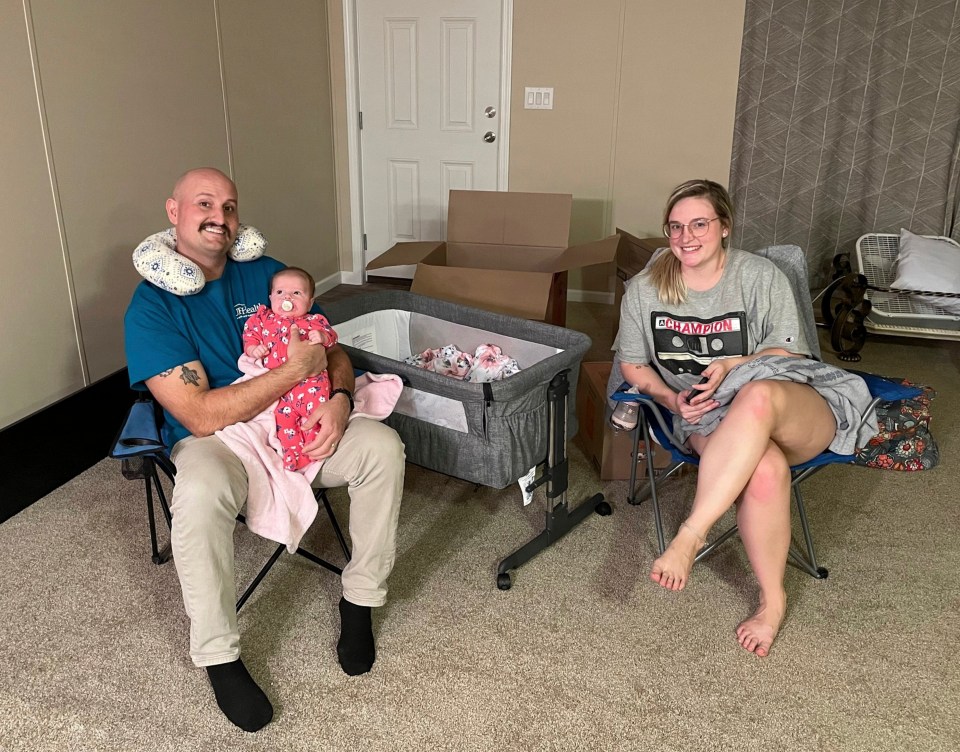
top-left (337, 597), bottom-right (376, 676)
top-left (206, 658), bottom-right (273, 732)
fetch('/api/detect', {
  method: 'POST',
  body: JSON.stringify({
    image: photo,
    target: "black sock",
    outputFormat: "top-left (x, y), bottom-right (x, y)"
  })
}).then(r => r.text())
top-left (206, 659), bottom-right (273, 732)
top-left (337, 597), bottom-right (376, 676)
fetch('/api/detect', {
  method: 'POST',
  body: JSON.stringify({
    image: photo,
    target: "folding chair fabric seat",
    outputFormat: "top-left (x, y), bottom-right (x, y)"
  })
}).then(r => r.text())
top-left (110, 396), bottom-right (350, 610)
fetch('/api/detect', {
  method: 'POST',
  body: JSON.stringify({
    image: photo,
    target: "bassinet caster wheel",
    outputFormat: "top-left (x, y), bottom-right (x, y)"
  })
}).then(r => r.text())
top-left (595, 500), bottom-right (612, 516)
top-left (496, 572), bottom-right (512, 590)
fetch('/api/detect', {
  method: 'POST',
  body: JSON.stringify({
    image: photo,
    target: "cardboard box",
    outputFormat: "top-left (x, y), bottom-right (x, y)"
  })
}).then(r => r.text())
top-left (575, 361), bottom-right (672, 481)
top-left (612, 228), bottom-right (668, 339)
top-left (367, 190), bottom-right (621, 326)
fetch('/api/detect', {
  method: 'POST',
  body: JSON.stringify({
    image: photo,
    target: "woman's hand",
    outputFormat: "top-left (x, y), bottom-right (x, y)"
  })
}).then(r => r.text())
top-left (673, 358), bottom-right (742, 423)
top-left (675, 386), bottom-right (718, 424)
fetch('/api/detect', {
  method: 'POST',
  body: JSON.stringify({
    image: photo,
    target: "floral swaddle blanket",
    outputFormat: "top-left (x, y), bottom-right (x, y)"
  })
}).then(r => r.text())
top-left (404, 343), bottom-right (521, 383)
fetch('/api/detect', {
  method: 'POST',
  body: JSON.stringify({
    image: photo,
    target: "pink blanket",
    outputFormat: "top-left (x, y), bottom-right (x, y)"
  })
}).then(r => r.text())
top-left (215, 356), bottom-right (402, 551)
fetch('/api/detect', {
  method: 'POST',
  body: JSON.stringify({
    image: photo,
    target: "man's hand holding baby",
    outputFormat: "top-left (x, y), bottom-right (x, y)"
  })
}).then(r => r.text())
top-left (285, 327), bottom-right (328, 380)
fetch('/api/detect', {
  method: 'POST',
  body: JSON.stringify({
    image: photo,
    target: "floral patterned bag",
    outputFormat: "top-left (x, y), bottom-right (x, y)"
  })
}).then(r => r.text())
top-left (852, 380), bottom-right (938, 471)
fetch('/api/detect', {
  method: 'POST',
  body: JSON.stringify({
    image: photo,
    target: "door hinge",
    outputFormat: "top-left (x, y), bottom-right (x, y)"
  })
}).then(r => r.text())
top-left (362, 233), bottom-right (367, 251)
top-left (358, 111), bottom-right (363, 130)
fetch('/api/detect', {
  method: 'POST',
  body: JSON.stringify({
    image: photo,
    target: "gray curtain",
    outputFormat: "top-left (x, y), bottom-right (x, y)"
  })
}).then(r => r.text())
top-left (729, 1), bottom-right (960, 287)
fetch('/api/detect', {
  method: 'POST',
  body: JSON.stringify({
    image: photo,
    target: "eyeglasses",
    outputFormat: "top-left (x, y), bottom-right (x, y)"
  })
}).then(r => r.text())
top-left (663, 217), bottom-right (722, 239)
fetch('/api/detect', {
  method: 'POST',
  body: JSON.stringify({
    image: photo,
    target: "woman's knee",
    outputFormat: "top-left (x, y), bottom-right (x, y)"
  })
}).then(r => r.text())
top-left (732, 380), bottom-right (779, 418)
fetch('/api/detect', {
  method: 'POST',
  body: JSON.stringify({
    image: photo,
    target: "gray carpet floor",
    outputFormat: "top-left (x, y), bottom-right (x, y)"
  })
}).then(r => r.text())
top-left (0, 300), bottom-right (957, 751)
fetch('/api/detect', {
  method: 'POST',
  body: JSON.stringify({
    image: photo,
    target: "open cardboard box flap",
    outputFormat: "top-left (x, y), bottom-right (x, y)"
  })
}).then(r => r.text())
top-left (366, 241), bottom-right (445, 270)
top-left (369, 235), bottom-right (619, 274)
top-left (553, 234), bottom-right (621, 271)
top-left (364, 189), bottom-right (621, 322)
top-left (410, 263), bottom-right (554, 320)
top-left (446, 189), bottom-right (573, 247)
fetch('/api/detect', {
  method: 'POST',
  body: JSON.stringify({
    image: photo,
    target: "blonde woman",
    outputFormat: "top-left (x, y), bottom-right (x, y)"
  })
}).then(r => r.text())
top-left (616, 179), bottom-right (869, 657)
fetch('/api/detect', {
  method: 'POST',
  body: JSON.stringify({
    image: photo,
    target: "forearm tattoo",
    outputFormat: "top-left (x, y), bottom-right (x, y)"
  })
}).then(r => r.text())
top-left (179, 365), bottom-right (201, 386)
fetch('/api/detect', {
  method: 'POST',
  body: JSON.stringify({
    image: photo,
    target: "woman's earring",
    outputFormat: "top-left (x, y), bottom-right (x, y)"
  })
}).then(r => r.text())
top-left (722, 230), bottom-right (728, 237)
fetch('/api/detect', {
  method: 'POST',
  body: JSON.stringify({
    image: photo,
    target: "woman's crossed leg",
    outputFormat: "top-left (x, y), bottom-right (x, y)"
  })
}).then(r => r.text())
top-left (649, 379), bottom-right (837, 655)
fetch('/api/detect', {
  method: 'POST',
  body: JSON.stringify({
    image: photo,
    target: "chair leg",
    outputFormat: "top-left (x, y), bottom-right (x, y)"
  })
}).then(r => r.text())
top-left (317, 488), bottom-right (351, 561)
top-left (788, 482), bottom-right (828, 579)
top-left (233, 492), bottom-right (352, 612)
top-left (237, 544), bottom-right (285, 612)
top-left (634, 443), bottom-right (829, 579)
top-left (628, 412), bottom-right (675, 554)
top-left (143, 472), bottom-right (162, 564)
top-left (143, 460), bottom-right (172, 565)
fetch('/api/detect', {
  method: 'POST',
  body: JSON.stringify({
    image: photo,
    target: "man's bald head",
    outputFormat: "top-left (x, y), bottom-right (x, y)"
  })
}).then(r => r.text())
top-left (171, 167), bottom-right (235, 202)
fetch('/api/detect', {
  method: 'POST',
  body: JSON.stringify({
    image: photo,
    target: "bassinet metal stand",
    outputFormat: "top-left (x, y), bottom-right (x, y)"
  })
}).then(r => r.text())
top-left (496, 370), bottom-right (611, 590)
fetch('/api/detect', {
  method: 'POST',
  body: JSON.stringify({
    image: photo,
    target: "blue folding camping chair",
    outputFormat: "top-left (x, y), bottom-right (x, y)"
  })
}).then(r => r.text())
top-left (110, 394), bottom-right (351, 610)
top-left (609, 244), bottom-right (923, 578)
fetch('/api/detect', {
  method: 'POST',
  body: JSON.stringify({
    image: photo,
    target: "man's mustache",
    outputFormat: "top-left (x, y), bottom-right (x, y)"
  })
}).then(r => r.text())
top-left (200, 222), bottom-right (231, 237)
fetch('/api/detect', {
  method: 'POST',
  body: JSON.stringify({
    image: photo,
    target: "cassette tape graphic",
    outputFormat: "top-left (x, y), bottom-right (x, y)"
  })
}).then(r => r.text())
top-left (651, 310), bottom-right (748, 377)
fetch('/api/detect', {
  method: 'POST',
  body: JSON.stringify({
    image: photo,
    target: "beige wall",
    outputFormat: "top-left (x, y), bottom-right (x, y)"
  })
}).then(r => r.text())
top-left (1, 0), bottom-right (338, 430)
top-left (0, 0), bottom-right (86, 424)
top-left (509, 0), bottom-right (746, 295)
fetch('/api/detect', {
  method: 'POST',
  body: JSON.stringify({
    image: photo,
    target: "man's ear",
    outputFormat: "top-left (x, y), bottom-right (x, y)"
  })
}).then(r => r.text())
top-left (165, 197), bottom-right (178, 225)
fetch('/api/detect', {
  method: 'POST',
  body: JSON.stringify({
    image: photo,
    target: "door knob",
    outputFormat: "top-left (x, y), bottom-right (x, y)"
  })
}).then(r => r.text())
top-left (484, 106), bottom-right (497, 118)
top-left (483, 131), bottom-right (496, 143)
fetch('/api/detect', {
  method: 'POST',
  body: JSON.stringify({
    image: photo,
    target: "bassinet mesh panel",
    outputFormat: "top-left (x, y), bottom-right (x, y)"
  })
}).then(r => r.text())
top-left (323, 291), bottom-right (591, 489)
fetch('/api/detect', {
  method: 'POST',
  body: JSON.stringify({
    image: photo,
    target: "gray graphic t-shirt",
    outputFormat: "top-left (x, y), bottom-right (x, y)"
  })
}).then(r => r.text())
top-left (616, 248), bottom-right (810, 394)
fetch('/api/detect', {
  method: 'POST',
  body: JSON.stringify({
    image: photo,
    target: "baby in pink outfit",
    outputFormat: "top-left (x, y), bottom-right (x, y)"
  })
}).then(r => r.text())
top-left (242, 267), bottom-right (338, 471)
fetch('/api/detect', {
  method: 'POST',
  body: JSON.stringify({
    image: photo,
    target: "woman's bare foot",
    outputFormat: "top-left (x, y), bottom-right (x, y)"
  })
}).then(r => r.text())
top-left (736, 591), bottom-right (786, 657)
top-left (650, 522), bottom-right (705, 591)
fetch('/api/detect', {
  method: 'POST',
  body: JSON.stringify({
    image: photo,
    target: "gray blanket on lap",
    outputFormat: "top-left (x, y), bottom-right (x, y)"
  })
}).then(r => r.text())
top-left (679, 355), bottom-right (877, 455)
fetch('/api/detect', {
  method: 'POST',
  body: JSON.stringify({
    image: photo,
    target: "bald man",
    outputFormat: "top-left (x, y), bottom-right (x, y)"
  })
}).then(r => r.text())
top-left (124, 168), bottom-right (404, 732)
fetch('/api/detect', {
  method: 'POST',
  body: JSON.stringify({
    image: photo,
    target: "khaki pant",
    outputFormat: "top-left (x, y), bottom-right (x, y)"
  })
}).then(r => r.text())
top-left (169, 418), bottom-right (405, 667)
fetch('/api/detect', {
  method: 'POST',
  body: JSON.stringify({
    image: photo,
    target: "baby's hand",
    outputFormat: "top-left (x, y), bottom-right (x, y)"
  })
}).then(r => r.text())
top-left (246, 344), bottom-right (269, 359)
top-left (307, 330), bottom-right (325, 345)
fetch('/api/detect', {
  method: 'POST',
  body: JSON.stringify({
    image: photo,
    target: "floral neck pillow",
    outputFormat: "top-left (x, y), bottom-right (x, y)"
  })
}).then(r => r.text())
top-left (132, 224), bottom-right (267, 295)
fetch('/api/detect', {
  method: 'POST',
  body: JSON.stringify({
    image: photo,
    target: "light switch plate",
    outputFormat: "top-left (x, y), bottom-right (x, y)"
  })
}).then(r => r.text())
top-left (524, 87), bottom-right (554, 109)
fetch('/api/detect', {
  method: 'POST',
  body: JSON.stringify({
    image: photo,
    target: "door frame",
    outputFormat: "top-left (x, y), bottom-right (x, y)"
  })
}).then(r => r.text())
top-left (341, 0), bottom-right (513, 283)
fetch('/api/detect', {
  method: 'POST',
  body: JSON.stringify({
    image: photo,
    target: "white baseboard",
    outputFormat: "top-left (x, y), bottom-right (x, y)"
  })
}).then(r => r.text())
top-left (568, 288), bottom-right (615, 305)
top-left (316, 272), bottom-right (363, 295)
top-left (314, 270), bottom-right (349, 296)
top-left (339, 269), bottom-right (365, 286)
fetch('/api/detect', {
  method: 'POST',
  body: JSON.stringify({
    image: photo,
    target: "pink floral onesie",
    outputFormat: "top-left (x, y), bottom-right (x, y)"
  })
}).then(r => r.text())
top-left (242, 304), bottom-right (339, 471)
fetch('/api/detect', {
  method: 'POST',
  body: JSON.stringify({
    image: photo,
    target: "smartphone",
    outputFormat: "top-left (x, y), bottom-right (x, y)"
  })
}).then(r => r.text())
top-left (684, 375), bottom-right (711, 404)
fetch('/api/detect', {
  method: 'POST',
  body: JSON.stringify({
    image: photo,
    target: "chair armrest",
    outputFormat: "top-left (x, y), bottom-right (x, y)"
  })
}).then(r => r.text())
top-left (610, 381), bottom-right (688, 449)
top-left (110, 399), bottom-right (168, 458)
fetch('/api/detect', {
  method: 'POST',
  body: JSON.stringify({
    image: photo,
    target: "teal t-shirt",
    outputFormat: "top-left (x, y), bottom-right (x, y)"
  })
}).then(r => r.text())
top-left (124, 255), bottom-right (288, 448)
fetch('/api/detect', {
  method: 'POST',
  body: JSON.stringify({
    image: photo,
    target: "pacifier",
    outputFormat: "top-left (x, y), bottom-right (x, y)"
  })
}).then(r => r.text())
top-left (281, 300), bottom-right (294, 312)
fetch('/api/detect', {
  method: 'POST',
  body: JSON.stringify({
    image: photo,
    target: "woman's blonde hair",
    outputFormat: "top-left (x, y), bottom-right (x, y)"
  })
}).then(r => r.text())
top-left (646, 179), bottom-right (734, 305)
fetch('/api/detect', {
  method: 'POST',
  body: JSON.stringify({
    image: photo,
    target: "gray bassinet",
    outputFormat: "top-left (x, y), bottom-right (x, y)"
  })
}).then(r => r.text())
top-left (322, 291), bottom-right (590, 488)
top-left (323, 290), bottom-right (609, 589)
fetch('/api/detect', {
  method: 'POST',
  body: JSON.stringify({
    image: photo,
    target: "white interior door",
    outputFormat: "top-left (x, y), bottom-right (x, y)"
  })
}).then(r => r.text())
top-left (357, 0), bottom-right (505, 278)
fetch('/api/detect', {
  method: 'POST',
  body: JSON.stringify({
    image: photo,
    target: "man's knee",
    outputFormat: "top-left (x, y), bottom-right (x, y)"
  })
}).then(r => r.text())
top-left (171, 439), bottom-right (248, 528)
top-left (347, 420), bottom-right (406, 471)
